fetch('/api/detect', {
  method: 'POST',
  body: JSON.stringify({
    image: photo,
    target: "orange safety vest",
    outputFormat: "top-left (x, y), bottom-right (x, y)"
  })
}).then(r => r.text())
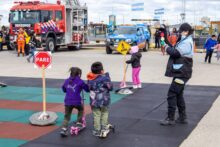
top-left (17, 33), bottom-right (25, 42)
top-left (169, 34), bottom-right (178, 46)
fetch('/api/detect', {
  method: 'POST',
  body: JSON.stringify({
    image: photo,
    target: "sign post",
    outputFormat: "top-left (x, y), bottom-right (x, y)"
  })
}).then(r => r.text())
top-left (29, 51), bottom-right (58, 126)
top-left (117, 41), bottom-right (131, 88)
top-left (42, 65), bottom-right (46, 113)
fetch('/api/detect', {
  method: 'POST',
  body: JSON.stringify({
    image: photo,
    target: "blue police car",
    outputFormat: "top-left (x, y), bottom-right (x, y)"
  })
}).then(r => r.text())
top-left (105, 24), bottom-right (151, 54)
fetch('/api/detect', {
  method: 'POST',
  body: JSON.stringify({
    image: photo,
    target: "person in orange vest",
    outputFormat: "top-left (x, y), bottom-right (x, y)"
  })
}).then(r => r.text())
top-left (168, 28), bottom-right (178, 47)
top-left (17, 28), bottom-right (26, 57)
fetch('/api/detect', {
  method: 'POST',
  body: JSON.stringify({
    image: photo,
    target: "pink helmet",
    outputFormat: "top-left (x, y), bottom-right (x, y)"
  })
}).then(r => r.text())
top-left (130, 46), bottom-right (139, 54)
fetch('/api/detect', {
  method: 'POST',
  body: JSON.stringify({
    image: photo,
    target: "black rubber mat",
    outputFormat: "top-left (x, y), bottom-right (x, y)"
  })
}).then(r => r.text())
top-left (1, 77), bottom-right (220, 147)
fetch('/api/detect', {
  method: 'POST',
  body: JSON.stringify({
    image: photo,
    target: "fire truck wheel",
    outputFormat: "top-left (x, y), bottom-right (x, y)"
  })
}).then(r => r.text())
top-left (46, 37), bottom-right (55, 52)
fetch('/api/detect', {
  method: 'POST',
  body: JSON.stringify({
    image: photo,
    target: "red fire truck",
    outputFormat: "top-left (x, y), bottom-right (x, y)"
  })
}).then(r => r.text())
top-left (9, 0), bottom-right (88, 52)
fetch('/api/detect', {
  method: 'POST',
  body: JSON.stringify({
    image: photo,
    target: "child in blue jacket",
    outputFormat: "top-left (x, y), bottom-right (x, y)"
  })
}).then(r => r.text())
top-left (87, 62), bottom-right (113, 137)
top-left (204, 35), bottom-right (217, 63)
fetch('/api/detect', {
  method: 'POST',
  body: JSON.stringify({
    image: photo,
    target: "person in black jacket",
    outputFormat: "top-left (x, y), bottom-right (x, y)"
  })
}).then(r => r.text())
top-left (126, 46), bottom-right (142, 89)
top-left (0, 29), bottom-right (3, 51)
top-left (160, 23), bottom-right (194, 126)
top-left (27, 32), bottom-right (38, 63)
top-left (217, 33), bottom-right (220, 43)
top-left (155, 29), bottom-right (161, 49)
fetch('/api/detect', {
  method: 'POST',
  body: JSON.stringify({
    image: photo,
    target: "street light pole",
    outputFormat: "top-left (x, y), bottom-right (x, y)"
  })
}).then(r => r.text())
top-left (0, 15), bottom-right (3, 28)
top-left (180, 0), bottom-right (186, 23)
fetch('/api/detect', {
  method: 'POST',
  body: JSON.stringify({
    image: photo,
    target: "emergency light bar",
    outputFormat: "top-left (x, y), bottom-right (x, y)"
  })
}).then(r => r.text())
top-left (14, 1), bottom-right (42, 5)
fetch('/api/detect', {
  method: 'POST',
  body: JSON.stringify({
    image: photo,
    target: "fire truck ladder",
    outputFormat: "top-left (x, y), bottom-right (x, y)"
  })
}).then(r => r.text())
top-left (63, 0), bottom-right (87, 47)
top-left (64, 0), bottom-right (80, 7)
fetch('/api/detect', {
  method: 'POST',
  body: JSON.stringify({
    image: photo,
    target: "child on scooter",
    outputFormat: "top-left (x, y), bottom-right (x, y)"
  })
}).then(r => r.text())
top-left (126, 46), bottom-right (142, 89)
top-left (87, 62), bottom-right (113, 137)
top-left (60, 67), bottom-right (89, 137)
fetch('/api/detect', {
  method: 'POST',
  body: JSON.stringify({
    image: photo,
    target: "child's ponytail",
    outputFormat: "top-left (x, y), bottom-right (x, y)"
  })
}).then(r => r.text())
top-left (69, 67), bottom-right (82, 79)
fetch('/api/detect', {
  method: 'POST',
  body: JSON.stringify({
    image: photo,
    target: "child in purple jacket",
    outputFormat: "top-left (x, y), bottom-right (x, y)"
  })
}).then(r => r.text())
top-left (60, 67), bottom-right (89, 136)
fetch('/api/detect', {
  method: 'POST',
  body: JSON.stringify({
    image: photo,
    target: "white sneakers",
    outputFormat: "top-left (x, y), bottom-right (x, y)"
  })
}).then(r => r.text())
top-left (133, 85), bottom-right (138, 89)
top-left (133, 84), bottom-right (142, 89)
top-left (138, 84), bottom-right (142, 88)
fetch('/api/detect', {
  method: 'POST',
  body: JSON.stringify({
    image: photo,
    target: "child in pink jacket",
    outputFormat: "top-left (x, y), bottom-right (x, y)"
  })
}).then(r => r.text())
top-left (126, 46), bottom-right (142, 89)
top-left (213, 43), bottom-right (220, 60)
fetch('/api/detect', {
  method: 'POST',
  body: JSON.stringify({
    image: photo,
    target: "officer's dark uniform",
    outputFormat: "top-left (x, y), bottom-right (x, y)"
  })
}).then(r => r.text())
top-left (0, 31), bottom-right (3, 51)
top-left (161, 35), bottom-right (193, 125)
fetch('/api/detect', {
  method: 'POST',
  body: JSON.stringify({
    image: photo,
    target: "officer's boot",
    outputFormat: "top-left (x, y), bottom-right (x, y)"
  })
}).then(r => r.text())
top-left (176, 111), bottom-right (188, 124)
top-left (160, 113), bottom-right (175, 126)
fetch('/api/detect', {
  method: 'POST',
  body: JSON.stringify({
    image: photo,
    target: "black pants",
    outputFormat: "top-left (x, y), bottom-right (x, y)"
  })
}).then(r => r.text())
top-left (205, 50), bottom-right (213, 63)
top-left (0, 43), bottom-right (2, 51)
top-left (155, 38), bottom-right (160, 48)
top-left (25, 44), bottom-right (30, 56)
top-left (167, 77), bottom-right (189, 120)
top-left (62, 105), bottom-right (84, 128)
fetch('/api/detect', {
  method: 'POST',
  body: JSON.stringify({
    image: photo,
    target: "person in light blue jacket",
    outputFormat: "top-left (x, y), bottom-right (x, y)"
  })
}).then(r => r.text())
top-left (160, 23), bottom-right (194, 126)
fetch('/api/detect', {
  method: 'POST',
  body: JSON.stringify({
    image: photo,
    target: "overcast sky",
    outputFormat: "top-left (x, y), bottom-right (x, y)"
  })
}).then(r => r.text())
top-left (1, 0), bottom-right (220, 26)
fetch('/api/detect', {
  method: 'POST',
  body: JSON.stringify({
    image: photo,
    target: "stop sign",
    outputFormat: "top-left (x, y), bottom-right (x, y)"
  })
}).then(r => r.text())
top-left (34, 51), bottom-right (52, 69)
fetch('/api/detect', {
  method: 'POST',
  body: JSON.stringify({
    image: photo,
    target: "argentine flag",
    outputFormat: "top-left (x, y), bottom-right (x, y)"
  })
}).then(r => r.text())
top-left (131, 3), bottom-right (144, 11)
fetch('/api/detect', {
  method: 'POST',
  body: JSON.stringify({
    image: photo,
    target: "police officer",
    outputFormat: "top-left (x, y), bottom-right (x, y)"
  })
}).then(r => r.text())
top-left (160, 23), bottom-right (194, 126)
top-left (155, 29), bottom-right (161, 49)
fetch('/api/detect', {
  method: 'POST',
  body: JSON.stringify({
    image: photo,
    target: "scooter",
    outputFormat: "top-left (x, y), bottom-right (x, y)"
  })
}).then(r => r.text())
top-left (70, 92), bottom-right (86, 136)
top-left (0, 82), bottom-right (7, 87)
top-left (70, 116), bottom-right (86, 136)
top-left (99, 124), bottom-right (115, 138)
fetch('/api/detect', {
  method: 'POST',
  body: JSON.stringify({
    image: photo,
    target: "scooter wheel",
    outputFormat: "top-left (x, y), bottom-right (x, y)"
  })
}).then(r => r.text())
top-left (75, 129), bottom-right (78, 135)
top-left (70, 129), bottom-right (74, 135)
top-left (112, 125), bottom-right (115, 133)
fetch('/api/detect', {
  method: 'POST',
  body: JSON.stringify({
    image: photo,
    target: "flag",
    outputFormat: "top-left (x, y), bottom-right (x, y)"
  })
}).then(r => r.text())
top-left (154, 8), bottom-right (165, 15)
top-left (131, 3), bottom-right (144, 11)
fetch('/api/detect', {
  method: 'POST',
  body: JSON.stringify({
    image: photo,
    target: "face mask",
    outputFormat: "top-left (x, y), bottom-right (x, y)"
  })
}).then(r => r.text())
top-left (181, 35), bottom-right (186, 39)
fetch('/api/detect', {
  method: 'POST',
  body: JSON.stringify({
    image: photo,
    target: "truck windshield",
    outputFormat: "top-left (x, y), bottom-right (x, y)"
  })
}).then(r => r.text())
top-left (10, 10), bottom-right (40, 24)
top-left (114, 27), bottom-right (137, 35)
